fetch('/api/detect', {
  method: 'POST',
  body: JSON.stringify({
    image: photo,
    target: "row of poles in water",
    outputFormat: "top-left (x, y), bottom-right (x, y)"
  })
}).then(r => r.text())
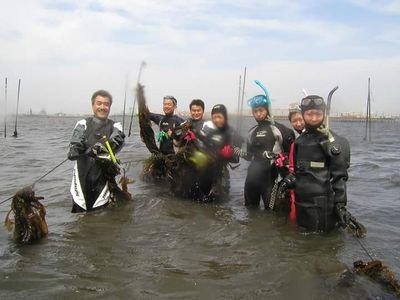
top-left (3, 77), bottom-right (22, 138)
top-left (2, 71), bottom-right (373, 141)
top-left (2, 61), bottom-right (147, 140)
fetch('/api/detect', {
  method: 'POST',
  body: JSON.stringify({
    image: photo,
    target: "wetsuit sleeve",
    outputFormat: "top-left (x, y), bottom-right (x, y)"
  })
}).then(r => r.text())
top-left (277, 123), bottom-right (295, 154)
top-left (243, 135), bottom-right (253, 161)
top-left (149, 112), bottom-right (163, 125)
top-left (68, 120), bottom-right (87, 160)
top-left (109, 122), bottom-right (125, 153)
top-left (232, 130), bottom-right (244, 149)
top-left (196, 121), bottom-right (215, 148)
top-left (228, 127), bottom-right (241, 163)
top-left (330, 151), bottom-right (349, 206)
top-left (175, 116), bottom-right (185, 125)
top-left (229, 154), bottom-right (239, 163)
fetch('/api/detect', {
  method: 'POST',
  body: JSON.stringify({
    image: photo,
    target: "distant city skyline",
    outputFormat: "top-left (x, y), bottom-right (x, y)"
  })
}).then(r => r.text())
top-left (1, 1), bottom-right (399, 116)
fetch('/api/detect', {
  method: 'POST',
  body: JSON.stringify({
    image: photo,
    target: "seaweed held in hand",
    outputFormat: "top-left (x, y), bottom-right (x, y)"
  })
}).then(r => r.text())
top-left (137, 84), bottom-right (160, 155)
top-left (4, 187), bottom-right (48, 244)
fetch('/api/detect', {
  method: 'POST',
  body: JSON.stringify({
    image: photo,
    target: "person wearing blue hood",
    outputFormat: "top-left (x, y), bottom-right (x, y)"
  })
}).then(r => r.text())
top-left (244, 91), bottom-right (294, 209)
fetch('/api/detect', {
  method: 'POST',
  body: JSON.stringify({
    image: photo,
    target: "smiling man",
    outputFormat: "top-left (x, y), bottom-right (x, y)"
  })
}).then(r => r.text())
top-left (149, 96), bottom-right (184, 155)
top-left (188, 99), bottom-right (205, 133)
top-left (67, 90), bottom-right (125, 213)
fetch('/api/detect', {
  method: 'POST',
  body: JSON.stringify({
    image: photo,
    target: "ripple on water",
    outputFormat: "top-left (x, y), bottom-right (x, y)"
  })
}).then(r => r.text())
top-left (0, 117), bottom-right (399, 299)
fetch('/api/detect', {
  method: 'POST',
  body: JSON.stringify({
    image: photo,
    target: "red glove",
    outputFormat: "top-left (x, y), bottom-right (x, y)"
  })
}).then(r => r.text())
top-left (274, 153), bottom-right (288, 168)
top-left (220, 145), bottom-right (234, 158)
top-left (184, 130), bottom-right (196, 142)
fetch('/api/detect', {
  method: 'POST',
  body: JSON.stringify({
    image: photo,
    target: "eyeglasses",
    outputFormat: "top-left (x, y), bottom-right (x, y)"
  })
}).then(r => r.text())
top-left (301, 96), bottom-right (324, 107)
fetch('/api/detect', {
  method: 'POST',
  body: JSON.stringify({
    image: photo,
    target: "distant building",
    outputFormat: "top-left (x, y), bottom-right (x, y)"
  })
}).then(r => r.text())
top-left (340, 112), bottom-right (363, 119)
top-left (273, 108), bottom-right (289, 117)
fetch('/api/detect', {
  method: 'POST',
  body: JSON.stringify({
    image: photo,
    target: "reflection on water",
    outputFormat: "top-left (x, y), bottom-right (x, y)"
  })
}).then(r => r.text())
top-left (0, 116), bottom-right (399, 299)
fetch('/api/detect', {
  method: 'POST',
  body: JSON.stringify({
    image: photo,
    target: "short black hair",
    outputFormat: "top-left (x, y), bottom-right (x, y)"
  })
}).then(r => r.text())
top-left (189, 99), bottom-right (205, 110)
top-left (163, 96), bottom-right (177, 106)
top-left (91, 90), bottom-right (113, 105)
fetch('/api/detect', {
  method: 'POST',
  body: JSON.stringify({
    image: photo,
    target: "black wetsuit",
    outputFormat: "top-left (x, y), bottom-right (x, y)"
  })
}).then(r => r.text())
top-left (68, 117), bottom-right (125, 212)
top-left (294, 129), bottom-right (350, 232)
top-left (149, 113), bottom-right (184, 155)
top-left (195, 121), bottom-right (241, 199)
top-left (244, 120), bottom-right (294, 208)
top-left (190, 119), bottom-right (205, 134)
top-left (169, 118), bottom-right (206, 200)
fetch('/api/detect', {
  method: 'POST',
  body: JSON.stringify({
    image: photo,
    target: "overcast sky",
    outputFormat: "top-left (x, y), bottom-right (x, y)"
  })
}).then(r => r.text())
top-left (1, 0), bottom-right (400, 116)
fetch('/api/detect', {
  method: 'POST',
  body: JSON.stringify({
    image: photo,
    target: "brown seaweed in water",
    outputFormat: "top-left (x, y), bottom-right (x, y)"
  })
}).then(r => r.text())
top-left (353, 259), bottom-right (400, 296)
top-left (117, 165), bottom-right (135, 201)
top-left (4, 187), bottom-right (48, 244)
top-left (141, 154), bottom-right (168, 183)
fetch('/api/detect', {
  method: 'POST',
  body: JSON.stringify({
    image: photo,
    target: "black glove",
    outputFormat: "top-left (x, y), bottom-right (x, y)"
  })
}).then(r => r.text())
top-left (88, 142), bottom-right (108, 158)
top-left (99, 159), bottom-right (121, 179)
top-left (282, 173), bottom-right (296, 189)
top-left (67, 148), bottom-right (81, 161)
top-left (106, 162), bottom-right (121, 177)
top-left (335, 204), bottom-right (351, 228)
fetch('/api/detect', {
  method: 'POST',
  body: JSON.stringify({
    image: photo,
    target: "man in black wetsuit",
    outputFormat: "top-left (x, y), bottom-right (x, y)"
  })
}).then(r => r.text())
top-left (149, 96), bottom-right (184, 155)
top-left (188, 99), bottom-right (205, 133)
top-left (244, 95), bottom-right (294, 209)
top-left (67, 90), bottom-right (125, 212)
top-left (175, 99), bottom-right (205, 146)
top-left (293, 95), bottom-right (350, 232)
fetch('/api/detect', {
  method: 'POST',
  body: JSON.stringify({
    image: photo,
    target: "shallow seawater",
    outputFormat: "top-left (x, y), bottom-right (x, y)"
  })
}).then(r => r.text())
top-left (0, 116), bottom-right (399, 299)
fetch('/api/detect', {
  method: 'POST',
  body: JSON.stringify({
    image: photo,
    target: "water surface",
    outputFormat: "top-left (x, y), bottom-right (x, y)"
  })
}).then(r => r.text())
top-left (0, 116), bottom-right (399, 299)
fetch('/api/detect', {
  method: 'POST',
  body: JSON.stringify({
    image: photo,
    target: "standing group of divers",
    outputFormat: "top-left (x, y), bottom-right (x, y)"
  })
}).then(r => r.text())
top-left (67, 85), bottom-right (360, 234)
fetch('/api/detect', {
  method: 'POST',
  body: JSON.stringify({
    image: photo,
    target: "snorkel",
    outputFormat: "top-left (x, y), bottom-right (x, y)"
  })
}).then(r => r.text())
top-left (325, 86), bottom-right (339, 142)
top-left (249, 80), bottom-right (274, 124)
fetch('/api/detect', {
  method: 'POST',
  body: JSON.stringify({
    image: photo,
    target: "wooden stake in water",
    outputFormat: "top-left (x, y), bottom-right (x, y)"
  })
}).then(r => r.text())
top-left (122, 76), bottom-right (128, 132)
top-left (363, 78), bottom-right (372, 142)
top-left (237, 67), bottom-right (247, 132)
top-left (368, 78), bottom-right (372, 142)
top-left (236, 75), bottom-right (242, 129)
top-left (4, 77), bottom-right (7, 138)
top-left (13, 79), bottom-right (21, 138)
